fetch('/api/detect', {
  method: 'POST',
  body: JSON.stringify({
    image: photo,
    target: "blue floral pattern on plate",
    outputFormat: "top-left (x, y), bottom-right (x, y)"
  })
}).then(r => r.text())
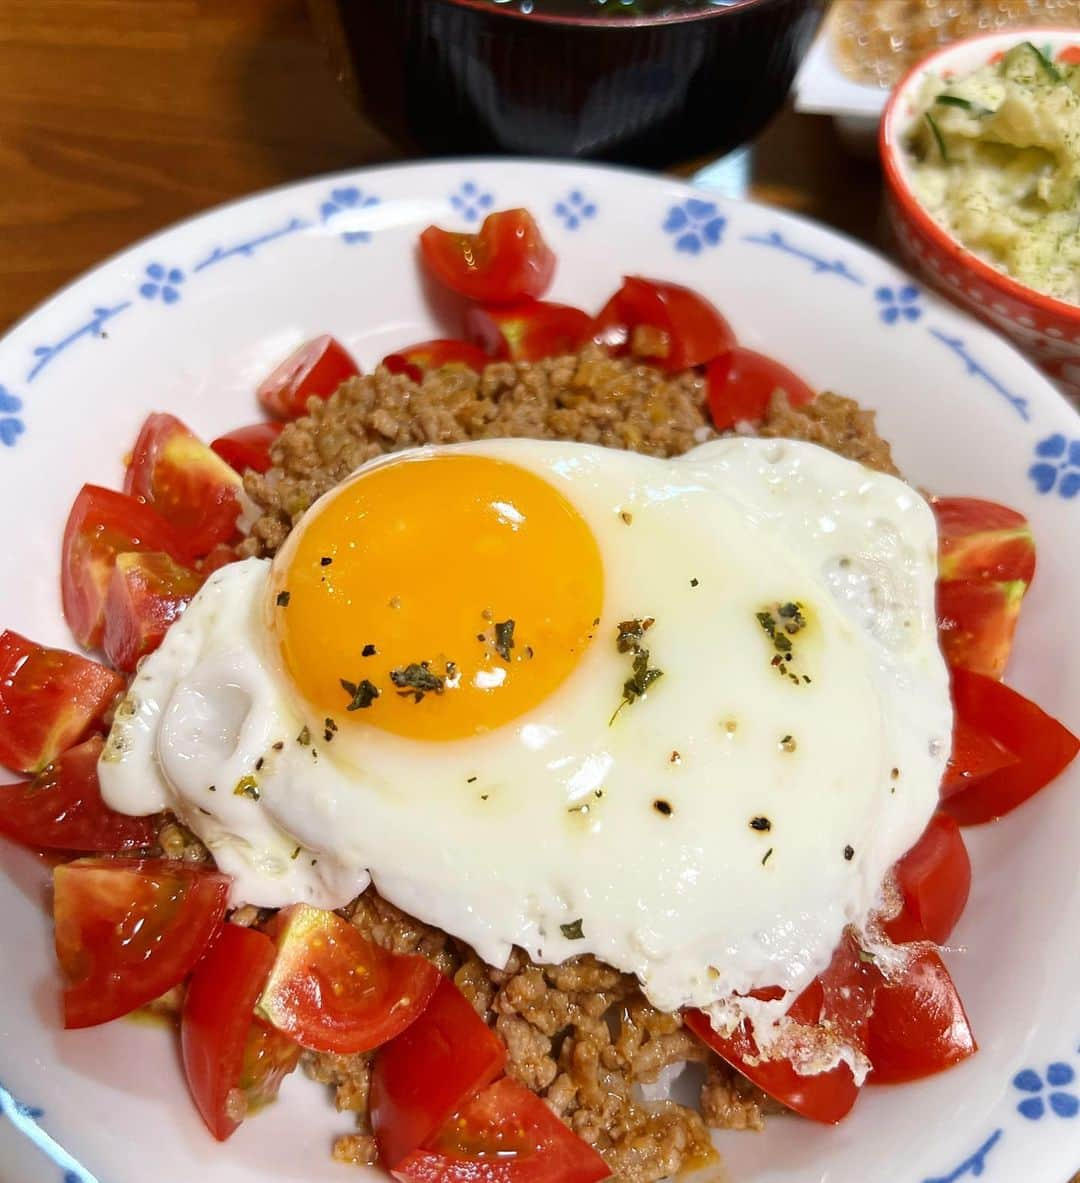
top-left (449, 180), bottom-right (494, 223)
top-left (553, 190), bottom-right (596, 231)
top-left (1029, 434), bottom-right (1080, 498)
top-left (876, 284), bottom-right (922, 324)
top-left (138, 263), bottom-right (184, 304)
top-left (663, 198), bottom-right (725, 254)
top-left (1013, 1063), bottom-right (1079, 1119)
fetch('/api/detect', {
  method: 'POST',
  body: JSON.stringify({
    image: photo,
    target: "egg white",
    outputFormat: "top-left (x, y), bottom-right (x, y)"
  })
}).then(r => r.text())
top-left (100, 437), bottom-right (951, 1045)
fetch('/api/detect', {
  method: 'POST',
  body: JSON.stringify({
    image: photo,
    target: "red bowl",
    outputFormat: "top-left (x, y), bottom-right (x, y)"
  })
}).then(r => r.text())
top-left (880, 29), bottom-right (1080, 400)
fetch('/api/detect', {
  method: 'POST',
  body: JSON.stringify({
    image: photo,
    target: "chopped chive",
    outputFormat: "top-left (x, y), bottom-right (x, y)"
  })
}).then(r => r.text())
top-left (924, 112), bottom-right (949, 162)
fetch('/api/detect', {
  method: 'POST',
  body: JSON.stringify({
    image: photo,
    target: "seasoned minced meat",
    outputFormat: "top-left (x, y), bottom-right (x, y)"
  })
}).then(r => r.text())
top-left (233, 349), bottom-right (897, 1179)
top-left (243, 347), bottom-right (896, 558)
top-left (303, 889), bottom-right (777, 1183)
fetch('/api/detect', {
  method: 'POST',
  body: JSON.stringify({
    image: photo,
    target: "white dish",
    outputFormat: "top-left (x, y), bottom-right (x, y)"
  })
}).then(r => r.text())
top-left (0, 159), bottom-right (1078, 1183)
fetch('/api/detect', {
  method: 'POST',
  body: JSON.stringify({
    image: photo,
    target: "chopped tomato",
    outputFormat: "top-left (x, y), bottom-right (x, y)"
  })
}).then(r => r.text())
top-left (592, 277), bottom-right (735, 371)
top-left (0, 631), bottom-right (124, 775)
top-left (125, 413), bottom-right (244, 557)
top-left (258, 903), bottom-right (441, 1055)
top-left (383, 339), bottom-right (491, 383)
top-left (182, 923), bottom-right (300, 1141)
top-left (54, 857), bottom-right (229, 1028)
top-left (211, 422), bottom-right (284, 476)
top-left (61, 483), bottom-right (190, 648)
top-left (865, 949), bottom-right (976, 1084)
top-left (420, 209), bottom-right (555, 304)
top-left (465, 301), bottom-right (592, 363)
top-left (933, 498), bottom-right (1035, 584)
top-left (371, 976), bottom-right (507, 1168)
top-left (102, 551), bottom-right (204, 673)
top-left (883, 812), bottom-right (971, 945)
top-left (706, 347), bottom-right (816, 431)
top-left (684, 1007), bottom-right (859, 1125)
top-left (198, 543), bottom-right (239, 576)
top-left (1059, 45), bottom-right (1080, 65)
top-left (0, 736), bottom-right (156, 852)
top-left (392, 1077), bottom-right (610, 1183)
top-left (937, 578), bottom-right (1027, 680)
top-left (944, 669), bottom-right (1079, 825)
top-left (941, 718), bottom-right (1020, 800)
top-left (257, 335), bottom-right (359, 419)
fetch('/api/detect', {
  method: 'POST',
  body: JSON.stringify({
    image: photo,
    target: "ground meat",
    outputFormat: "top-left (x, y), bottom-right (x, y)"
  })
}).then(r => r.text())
top-left (240, 350), bottom-right (898, 1179)
top-left (310, 890), bottom-right (770, 1183)
top-left (243, 350), bottom-right (896, 557)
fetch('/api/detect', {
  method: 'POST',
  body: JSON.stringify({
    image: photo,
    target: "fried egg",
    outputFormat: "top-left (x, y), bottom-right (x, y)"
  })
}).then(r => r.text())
top-left (99, 437), bottom-right (951, 1043)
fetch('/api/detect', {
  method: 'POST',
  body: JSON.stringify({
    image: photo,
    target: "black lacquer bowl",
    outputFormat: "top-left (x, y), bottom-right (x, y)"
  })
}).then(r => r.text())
top-left (308, 0), bottom-right (824, 166)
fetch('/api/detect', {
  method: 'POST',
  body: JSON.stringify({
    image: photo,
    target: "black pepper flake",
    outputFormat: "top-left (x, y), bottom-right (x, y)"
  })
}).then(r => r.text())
top-left (653, 799), bottom-right (673, 816)
top-left (362, 644), bottom-right (377, 658)
top-left (323, 717), bottom-right (339, 743)
top-left (272, 741), bottom-right (284, 752)
top-left (690, 578), bottom-right (699, 588)
top-left (467, 776), bottom-right (477, 784)
top-left (890, 767), bottom-right (900, 780)
top-left (761, 847), bottom-right (774, 866)
top-left (844, 845), bottom-right (855, 861)
top-left (780, 735), bottom-right (797, 753)
top-left (749, 816), bottom-right (772, 832)
top-left (480, 794), bottom-right (489, 801)
top-left (494, 619), bottom-right (516, 662)
top-left (560, 919), bottom-right (585, 941)
top-left (390, 662), bottom-right (444, 702)
top-left (276, 591), bottom-right (291, 607)
top-left (620, 511), bottom-right (633, 525)
top-left (208, 784), bottom-right (216, 793)
top-left (254, 757), bottom-right (264, 772)
top-left (341, 678), bottom-right (380, 711)
top-left (524, 645), bottom-right (534, 660)
top-left (670, 750), bottom-right (681, 764)
top-left (291, 846), bottom-right (301, 860)
top-left (476, 633), bottom-right (486, 643)
top-left (320, 556), bottom-right (333, 566)
top-left (310, 858), bottom-right (318, 867)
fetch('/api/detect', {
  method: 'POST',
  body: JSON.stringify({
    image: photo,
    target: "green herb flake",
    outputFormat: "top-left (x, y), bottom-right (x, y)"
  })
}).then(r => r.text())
top-left (1019, 40), bottom-right (1062, 82)
top-left (234, 775), bottom-right (260, 801)
top-left (761, 847), bottom-right (774, 866)
top-left (924, 112), bottom-right (949, 162)
top-left (494, 619), bottom-right (516, 662)
top-left (291, 846), bottom-right (301, 860)
top-left (611, 618), bottom-right (662, 721)
top-left (340, 678), bottom-right (380, 711)
top-left (859, 948), bottom-right (876, 965)
top-left (296, 726), bottom-right (312, 746)
top-left (390, 662), bottom-right (444, 703)
top-left (560, 919), bottom-right (585, 941)
top-left (276, 591), bottom-right (291, 608)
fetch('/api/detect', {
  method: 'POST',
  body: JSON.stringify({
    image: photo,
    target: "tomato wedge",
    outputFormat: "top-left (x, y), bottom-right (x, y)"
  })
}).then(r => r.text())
top-left (61, 483), bottom-right (190, 648)
top-left (211, 421), bottom-right (285, 476)
top-left (258, 903), bottom-right (441, 1055)
top-left (420, 209), bottom-right (555, 304)
top-left (182, 923), bottom-right (300, 1141)
top-left (465, 301), bottom-right (592, 363)
top-left (865, 949), bottom-right (976, 1084)
top-left (706, 347), bottom-right (816, 431)
top-left (0, 736), bottom-right (156, 852)
top-left (124, 413), bottom-right (244, 557)
top-left (941, 717), bottom-right (1019, 800)
top-left (0, 630), bottom-right (124, 775)
top-left (937, 578), bottom-right (1027, 680)
top-left (257, 335), bottom-right (360, 419)
top-left (382, 339), bottom-right (491, 383)
top-left (392, 1077), bottom-right (610, 1183)
top-left (102, 551), bottom-right (205, 673)
top-left (932, 498), bottom-right (1035, 584)
top-left (684, 1007), bottom-right (859, 1126)
top-left (371, 976), bottom-right (507, 1168)
top-left (883, 812), bottom-right (971, 945)
top-left (54, 857), bottom-right (230, 1028)
top-left (944, 669), bottom-right (1079, 825)
top-left (592, 277), bottom-right (735, 371)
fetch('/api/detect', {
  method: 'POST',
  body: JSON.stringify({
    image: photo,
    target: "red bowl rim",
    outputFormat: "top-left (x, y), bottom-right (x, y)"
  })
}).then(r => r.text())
top-left (879, 27), bottom-right (1080, 328)
top-left (434, 0), bottom-right (794, 30)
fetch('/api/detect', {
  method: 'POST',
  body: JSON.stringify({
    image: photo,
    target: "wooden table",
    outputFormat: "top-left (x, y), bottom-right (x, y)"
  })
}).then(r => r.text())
top-left (0, 0), bottom-right (884, 334)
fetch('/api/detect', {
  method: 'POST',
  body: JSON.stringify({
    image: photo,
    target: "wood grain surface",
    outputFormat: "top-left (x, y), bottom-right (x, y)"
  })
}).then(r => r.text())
top-left (0, 0), bottom-right (883, 332)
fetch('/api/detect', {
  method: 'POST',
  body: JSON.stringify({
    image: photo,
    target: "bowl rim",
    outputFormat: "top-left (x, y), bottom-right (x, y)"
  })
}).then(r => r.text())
top-left (429, 0), bottom-right (798, 31)
top-left (879, 26), bottom-right (1080, 327)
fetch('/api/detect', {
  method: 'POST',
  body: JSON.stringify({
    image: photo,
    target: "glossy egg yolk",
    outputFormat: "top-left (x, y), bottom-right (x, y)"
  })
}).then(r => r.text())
top-left (274, 452), bottom-right (604, 741)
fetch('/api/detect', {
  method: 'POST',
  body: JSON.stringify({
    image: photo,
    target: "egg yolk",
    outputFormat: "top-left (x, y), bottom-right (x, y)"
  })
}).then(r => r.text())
top-left (274, 452), bottom-right (604, 741)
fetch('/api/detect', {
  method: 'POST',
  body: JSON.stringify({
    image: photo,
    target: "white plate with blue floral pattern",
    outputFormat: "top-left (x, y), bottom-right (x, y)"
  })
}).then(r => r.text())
top-left (0, 160), bottom-right (1077, 1183)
